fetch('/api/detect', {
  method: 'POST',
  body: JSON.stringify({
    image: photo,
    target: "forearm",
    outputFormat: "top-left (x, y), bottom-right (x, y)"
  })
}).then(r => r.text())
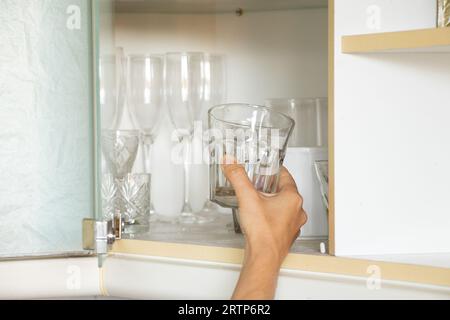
top-left (232, 243), bottom-right (281, 300)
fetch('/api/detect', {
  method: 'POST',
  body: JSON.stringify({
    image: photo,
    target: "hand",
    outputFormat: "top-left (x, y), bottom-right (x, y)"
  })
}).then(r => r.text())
top-left (222, 162), bottom-right (307, 299)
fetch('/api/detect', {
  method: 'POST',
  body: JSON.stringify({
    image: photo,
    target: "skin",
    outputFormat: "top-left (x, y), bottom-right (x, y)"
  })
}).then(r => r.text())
top-left (221, 163), bottom-right (308, 300)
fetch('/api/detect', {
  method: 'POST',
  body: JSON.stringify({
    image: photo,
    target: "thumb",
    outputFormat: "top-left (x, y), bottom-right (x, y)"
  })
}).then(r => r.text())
top-left (221, 160), bottom-right (258, 204)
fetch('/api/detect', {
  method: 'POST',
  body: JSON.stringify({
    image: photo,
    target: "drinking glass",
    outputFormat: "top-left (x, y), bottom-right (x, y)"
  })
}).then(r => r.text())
top-left (208, 104), bottom-right (295, 233)
top-left (101, 173), bottom-right (151, 234)
top-left (99, 47), bottom-right (126, 130)
top-left (165, 52), bottom-right (207, 224)
top-left (117, 173), bottom-right (151, 234)
top-left (265, 98), bottom-right (328, 148)
top-left (196, 54), bottom-right (227, 220)
top-left (127, 54), bottom-right (164, 219)
top-left (101, 130), bottom-right (140, 179)
top-left (314, 160), bottom-right (329, 211)
top-left (101, 130), bottom-right (151, 234)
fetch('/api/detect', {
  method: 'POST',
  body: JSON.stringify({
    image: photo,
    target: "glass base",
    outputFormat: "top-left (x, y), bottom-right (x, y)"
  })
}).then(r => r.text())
top-left (178, 202), bottom-right (196, 224)
top-left (194, 201), bottom-right (220, 224)
top-left (123, 222), bottom-right (150, 235)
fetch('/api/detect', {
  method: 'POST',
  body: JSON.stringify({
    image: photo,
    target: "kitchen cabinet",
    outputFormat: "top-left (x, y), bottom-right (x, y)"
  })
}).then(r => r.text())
top-left (0, 0), bottom-right (449, 299)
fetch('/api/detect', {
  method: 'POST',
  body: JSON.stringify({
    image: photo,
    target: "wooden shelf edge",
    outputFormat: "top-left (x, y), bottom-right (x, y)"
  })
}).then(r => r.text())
top-left (342, 27), bottom-right (450, 53)
top-left (112, 240), bottom-right (450, 288)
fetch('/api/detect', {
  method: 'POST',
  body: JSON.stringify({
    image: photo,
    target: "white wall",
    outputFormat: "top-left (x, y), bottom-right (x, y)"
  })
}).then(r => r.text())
top-left (114, 9), bottom-right (328, 217)
top-left (334, 0), bottom-right (450, 255)
top-left (115, 9), bottom-right (328, 105)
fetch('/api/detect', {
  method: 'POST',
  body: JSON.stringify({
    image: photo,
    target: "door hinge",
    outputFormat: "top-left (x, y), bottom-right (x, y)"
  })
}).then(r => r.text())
top-left (82, 211), bottom-right (123, 254)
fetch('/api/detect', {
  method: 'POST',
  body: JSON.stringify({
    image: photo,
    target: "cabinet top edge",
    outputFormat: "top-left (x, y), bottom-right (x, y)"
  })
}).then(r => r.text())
top-left (111, 240), bottom-right (450, 288)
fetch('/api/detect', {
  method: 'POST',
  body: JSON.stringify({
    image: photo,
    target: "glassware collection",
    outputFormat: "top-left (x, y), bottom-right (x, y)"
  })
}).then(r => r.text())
top-left (100, 48), bottom-right (327, 237)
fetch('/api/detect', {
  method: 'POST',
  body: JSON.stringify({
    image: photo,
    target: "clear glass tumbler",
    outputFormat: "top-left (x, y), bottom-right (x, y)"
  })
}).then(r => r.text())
top-left (208, 104), bottom-right (295, 233)
top-left (265, 98), bottom-right (328, 148)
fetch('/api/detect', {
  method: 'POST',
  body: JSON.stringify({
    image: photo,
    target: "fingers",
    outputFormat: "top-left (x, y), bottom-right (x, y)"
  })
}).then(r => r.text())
top-left (221, 158), bottom-right (258, 203)
top-left (277, 167), bottom-right (298, 193)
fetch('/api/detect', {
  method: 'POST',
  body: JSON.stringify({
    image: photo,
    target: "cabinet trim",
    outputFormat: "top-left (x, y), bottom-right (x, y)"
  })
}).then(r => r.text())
top-left (328, 0), bottom-right (336, 255)
top-left (112, 240), bottom-right (450, 288)
top-left (342, 27), bottom-right (450, 53)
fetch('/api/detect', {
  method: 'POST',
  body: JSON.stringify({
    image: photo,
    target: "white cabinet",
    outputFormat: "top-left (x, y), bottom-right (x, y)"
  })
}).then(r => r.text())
top-left (333, 0), bottom-right (450, 256)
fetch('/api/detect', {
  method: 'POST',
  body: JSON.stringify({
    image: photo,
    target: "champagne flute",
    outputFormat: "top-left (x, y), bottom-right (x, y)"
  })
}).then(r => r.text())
top-left (127, 54), bottom-right (164, 220)
top-left (165, 52), bottom-right (206, 224)
top-left (99, 47), bottom-right (126, 130)
top-left (195, 54), bottom-right (226, 221)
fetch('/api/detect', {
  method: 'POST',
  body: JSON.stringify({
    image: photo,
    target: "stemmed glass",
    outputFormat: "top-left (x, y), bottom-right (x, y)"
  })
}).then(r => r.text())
top-left (99, 47), bottom-right (126, 130)
top-left (165, 52), bottom-right (209, 224)
top-left (99, 47), bottom-right (127, 222)
top-left (127, 54), bottom-right (164, 220)
top-left (195, 54), bottom-right (226, 220)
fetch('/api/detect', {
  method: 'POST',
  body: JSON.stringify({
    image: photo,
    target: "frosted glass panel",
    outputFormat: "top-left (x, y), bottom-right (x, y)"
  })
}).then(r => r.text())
top-left (0, 0), bottom-right (95, 257)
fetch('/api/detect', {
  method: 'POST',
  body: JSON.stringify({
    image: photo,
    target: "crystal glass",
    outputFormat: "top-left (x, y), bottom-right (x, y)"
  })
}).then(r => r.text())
top-left (166, 52), bottom-right (208, 224)
top-left (101, 130), bottom-right (140, 179)
top-left (265, 98), bottom-right (328, 148)
top-left (208, 104), bottom-right (295, 233)
top-left (117, 173), bottom-right (151, 234)
top-left (127, 54), bottom-right (163, 219)
top-left (101, 173), bottom-right (118, 222)
top-left (101, 173), bottom-right (151, 234)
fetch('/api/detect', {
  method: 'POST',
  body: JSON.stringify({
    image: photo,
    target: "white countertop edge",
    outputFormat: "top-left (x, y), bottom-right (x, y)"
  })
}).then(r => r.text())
top-left (0, 257), bottom-right (101, 300)
top-left (102, 253), bottom-right (450, 300)
top-left (1, 253), bottom-right (449, 300)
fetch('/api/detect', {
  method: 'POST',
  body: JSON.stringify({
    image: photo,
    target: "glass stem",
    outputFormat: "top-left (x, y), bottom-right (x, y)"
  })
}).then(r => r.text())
top-left (142, 133), bottom-right (153, 173)
top-left (182, 135), bottom-right (193, 213)
top-left (141, 132), bottom-right (156, 215)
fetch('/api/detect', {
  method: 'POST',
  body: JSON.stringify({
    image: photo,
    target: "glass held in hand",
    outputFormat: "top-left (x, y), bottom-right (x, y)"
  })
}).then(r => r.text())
top-left (208, 103), bottom-right (295, 232)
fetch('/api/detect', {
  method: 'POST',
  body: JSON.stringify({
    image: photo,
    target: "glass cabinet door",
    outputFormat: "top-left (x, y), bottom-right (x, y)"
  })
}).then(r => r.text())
top-left (0, 0), bottom-right (113, 258)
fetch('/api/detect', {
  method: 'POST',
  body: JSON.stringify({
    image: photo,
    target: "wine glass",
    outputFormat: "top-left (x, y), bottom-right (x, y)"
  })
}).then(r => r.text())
top-left (165, 52), bottom-right (207, 224)
top-left (195, 54), bottom-right (226, 220)
top-left (99, 47), bottom-right (126, 130)
top-left (127, 54), bottom-right (164, 220)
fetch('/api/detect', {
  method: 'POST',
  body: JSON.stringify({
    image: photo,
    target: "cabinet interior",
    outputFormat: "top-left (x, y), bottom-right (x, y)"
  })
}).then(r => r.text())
top-left (102, 0), bottom-right (330, 255)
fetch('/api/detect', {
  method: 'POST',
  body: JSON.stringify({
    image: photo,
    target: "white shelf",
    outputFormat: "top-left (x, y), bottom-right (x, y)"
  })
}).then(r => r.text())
top-left (126, 214), bottom-right (326, 255)
top-left (115, 0), bottom-right (328, 14)
top-left (342, 28), bottom-right (450, 53)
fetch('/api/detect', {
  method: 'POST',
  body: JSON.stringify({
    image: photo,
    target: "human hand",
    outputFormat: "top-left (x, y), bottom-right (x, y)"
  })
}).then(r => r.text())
top-left (222, 163), bottom-right (307, 267)
top-left (222, 162), bottom-right (307, 300)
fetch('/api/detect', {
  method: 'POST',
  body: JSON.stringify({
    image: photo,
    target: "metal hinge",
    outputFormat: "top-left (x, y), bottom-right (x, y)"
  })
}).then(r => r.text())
top-left (82, 211), bottom-right (123, 254)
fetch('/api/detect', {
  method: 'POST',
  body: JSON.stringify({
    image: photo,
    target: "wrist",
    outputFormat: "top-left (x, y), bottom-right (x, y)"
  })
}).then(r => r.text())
top-left (245, 237), bottom-right (284, 269)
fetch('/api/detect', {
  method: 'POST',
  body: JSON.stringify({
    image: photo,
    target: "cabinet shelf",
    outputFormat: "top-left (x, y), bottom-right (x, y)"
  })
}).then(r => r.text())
top-left (115, 0), bottom-right (328, 14)
top-left (342, 28), bottom-right (450, 53)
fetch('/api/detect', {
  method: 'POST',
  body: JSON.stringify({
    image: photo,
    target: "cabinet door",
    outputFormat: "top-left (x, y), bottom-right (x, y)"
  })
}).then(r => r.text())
top-left (0, 0), bottom-right (108, 258)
